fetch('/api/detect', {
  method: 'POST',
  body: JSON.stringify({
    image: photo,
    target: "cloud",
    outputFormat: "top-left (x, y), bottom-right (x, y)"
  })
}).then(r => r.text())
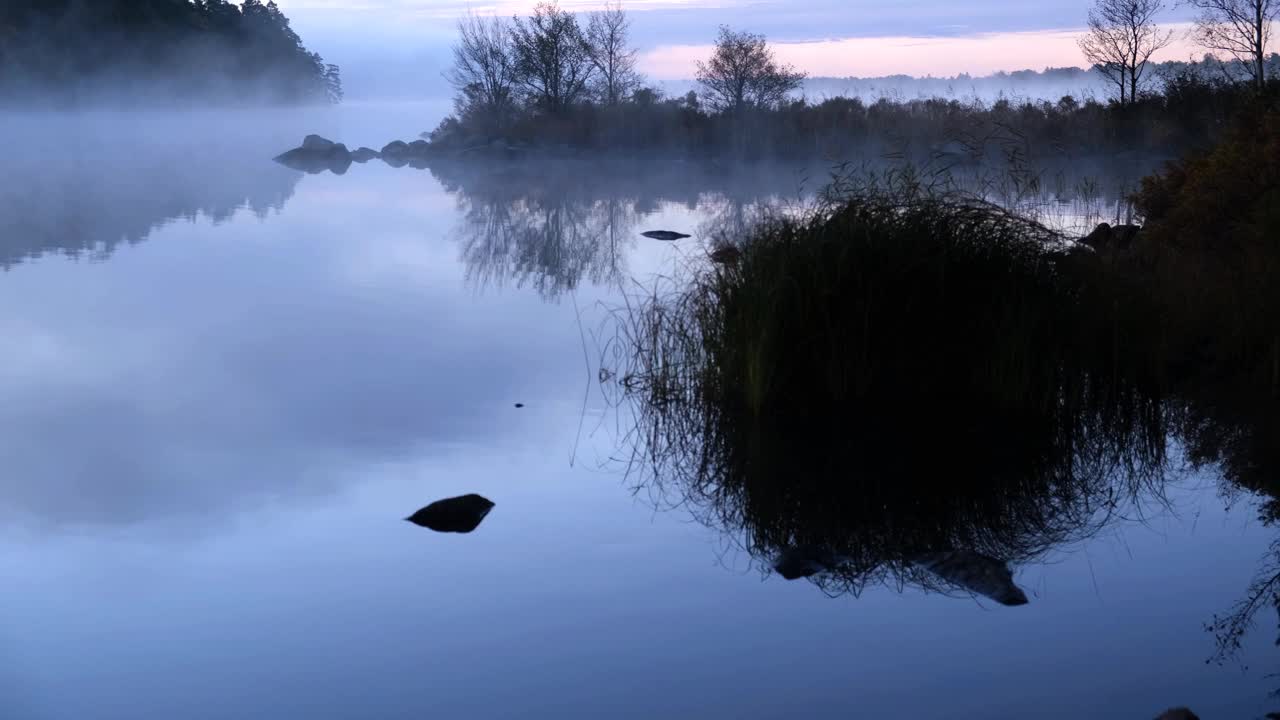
top-left (640, 24), bottom-right (1204, 79)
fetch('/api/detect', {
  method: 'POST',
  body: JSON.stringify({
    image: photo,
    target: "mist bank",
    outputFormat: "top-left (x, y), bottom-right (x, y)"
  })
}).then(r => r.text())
top-left (0, 1), bottom-right (340, 107)
top-left (800, 55), bottom-right (1280, 102)
top-left (0, 110), bottom-right (322, 269)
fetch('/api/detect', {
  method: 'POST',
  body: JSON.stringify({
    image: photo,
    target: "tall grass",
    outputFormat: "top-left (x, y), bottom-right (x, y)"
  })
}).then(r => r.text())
top-left (604, 177), bottom-right (1171, 597)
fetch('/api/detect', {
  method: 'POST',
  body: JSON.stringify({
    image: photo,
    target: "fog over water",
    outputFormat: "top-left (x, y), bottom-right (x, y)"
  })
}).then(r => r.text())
top-left (0, 106), bottom-right (1277, 720)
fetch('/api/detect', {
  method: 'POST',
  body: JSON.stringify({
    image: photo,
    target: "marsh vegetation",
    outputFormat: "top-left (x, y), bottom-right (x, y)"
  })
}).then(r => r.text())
top-left (597, 103), bottom-right (1280, 665)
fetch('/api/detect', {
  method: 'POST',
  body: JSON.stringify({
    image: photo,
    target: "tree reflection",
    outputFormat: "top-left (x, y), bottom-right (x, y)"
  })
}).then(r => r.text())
top-left (457, 189), bottom-right (636, 298)
top-left (1184, 400), bottom-right (1280, 667)
top-left (431, 157), bottom-right (812, 298)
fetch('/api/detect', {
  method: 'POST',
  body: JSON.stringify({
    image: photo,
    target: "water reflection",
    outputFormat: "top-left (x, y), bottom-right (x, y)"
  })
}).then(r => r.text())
top-left (1186, 400), bottom-right (1280, 667)
top-left (432, 158), bottom-right (798, 298)
top-left (597, 178), bottom-right (1280, 709)
top-left (1, 115), bottom-right (301, 269)
top-left (430, 155), bottom-right (1164, 303)
top-left (1, 124), bottom-right (1277, 717)
top-left (601, 188), bottom-right (1175, 606)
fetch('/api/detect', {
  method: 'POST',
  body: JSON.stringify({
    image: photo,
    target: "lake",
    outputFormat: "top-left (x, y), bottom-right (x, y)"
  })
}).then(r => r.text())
top-left (0, 105), bottom-right (1275, 720)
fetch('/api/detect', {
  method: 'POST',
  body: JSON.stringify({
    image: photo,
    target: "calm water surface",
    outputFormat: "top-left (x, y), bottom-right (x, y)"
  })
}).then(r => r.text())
top-left (0, 107), bottom-right (1275, 719)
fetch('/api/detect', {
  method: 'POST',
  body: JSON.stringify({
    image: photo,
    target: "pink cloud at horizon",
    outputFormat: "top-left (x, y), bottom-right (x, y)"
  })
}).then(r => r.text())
top-left (639, 24), bottom-right (1207, 79)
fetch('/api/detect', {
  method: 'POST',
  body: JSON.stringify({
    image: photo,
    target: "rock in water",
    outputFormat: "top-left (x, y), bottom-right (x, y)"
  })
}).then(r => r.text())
top-left (302, 134), bottom-right (336, 152)
top-left (913, 550), bottom-right (1029, 606)
top-left (381, 140), bottom-right (410, 157)
top-left (380, 141), bottom-right (411, 168)
top-left (327, 143), bottom-right (352, 175)
top-left (273, 147), bottom-right (328, 174)
top-left (405, 494), bottom-right (495, 533)
top-left (642, 230), bottom-right (691, 241)
top-left (273, 136), bottom-right (353, 174)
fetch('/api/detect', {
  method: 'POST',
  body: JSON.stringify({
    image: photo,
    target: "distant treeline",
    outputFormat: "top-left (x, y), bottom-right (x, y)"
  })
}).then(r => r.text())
top-left (431, 65), bottom-right (1277, 163)
top-left (431, 1), bottom-right (1279, 162)
top-left (0, 0), bottom-right (341, 106)
top-left (801, 54), bottom-right (1280, 103)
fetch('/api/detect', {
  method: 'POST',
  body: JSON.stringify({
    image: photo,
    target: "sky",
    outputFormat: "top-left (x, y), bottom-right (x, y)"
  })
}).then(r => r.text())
top-left (270, 0), bottom-right (1212, 97)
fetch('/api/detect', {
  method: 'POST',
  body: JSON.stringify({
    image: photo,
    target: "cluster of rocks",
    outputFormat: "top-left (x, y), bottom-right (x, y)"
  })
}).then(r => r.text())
top-left (272, 134), bottom-right (436, 174)
top-left (273, 134), bottom-right (534, 174)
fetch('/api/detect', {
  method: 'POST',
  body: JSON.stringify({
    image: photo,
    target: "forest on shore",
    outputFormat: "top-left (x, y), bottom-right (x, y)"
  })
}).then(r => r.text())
top-left (0, 0), bottom-right (341, 106)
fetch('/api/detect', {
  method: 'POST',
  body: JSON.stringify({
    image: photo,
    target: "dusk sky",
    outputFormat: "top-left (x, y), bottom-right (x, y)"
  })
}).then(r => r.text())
top-left (274, 0), bottom-right (1211, 88)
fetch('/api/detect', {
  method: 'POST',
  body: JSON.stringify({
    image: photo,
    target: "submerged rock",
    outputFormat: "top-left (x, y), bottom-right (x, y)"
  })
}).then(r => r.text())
top-left (912, 550), bottom-right (1029, 606)
top-left (642, 230), bottom-right (691, 241)
top-left (405, 494), bottom-right (495, 533)
top-left (772, 545), bottom-right (842, 580)
top-left (1154, 709), bottom-right (1199, 720)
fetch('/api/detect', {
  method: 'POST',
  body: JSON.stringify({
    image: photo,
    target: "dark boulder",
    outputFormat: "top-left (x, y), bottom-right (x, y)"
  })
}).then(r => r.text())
top-left (381, 140), bottom-right (410, 157)
top-left (273, 147), bottom-right (329, 174)
top-left (327, 143), bottom-right (352, 174)
top-left (302, 134), bottom-right (336, 152)
top-left (405, 494), bottom-right (495, 533)
top-left (273, 136), bottom-right (353, 175)
top-left (1083, 222), bottom-right (1112, 247)
top-left (351, 147), bottom-right (380, 163)
top-left (1082, 222), bottom-right (1141, 252)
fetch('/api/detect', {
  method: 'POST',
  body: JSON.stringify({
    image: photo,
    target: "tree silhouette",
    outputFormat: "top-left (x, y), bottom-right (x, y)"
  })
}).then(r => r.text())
top-left (1189, 0), bottom-right (1278, 90)
top-left (696, 26), bottom-right (806, 113)
top-left (511, 2), bottom-right (596, 113)
top-left (1078, 0), bottom-right (1173, 105)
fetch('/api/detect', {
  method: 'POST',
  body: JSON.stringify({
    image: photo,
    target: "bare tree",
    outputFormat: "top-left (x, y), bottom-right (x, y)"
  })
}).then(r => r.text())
top-left (695, 26), bottom-right (806, 113)
top-left (586, 0), bottom-right (640, 106)
top-left (1188, 0), bottom-right (1278, 90)
top-left (1078, 0), bottom-right (1173, 105)
top-left (445, 13), bottom-right (518, 132)
top-left (511, 1), bottom-right (595, 113)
